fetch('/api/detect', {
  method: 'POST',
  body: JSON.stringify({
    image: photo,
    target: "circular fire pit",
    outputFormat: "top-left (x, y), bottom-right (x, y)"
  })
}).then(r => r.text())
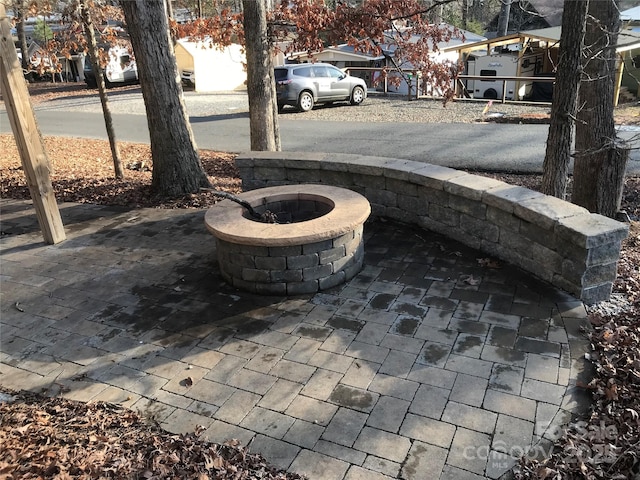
top-left (204, 184), bottom-right (371, 295)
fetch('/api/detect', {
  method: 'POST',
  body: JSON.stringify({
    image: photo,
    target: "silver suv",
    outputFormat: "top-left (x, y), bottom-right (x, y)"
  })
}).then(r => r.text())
top-left (275, 63), bottom-right (367, 112)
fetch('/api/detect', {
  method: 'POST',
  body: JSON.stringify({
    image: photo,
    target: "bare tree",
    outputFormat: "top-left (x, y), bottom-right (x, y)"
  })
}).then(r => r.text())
top-left (573, 0), bottom-right (629, 217)
top-left (242, 0), bottom-right (280, 151)
top-left (78, 0), bottom-right (124, 179)
top-left (541, 0), bottom-right (588, 199)
top-left (120, 0), bottom-right (210, 197)
top-left (13, 1), bottom-right (30, 72)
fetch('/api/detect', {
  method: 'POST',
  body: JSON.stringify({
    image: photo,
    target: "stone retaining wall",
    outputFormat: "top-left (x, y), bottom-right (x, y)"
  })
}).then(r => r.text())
top-left (236, 152), bottom-right (629, 304)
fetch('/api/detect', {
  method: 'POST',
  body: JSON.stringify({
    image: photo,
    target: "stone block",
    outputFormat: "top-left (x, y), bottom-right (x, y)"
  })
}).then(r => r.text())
top-left (382, 159), bottom-right (418, 181)
top-left (319, 270), bottom-right (346, 290)
top-left (344, 256), bottom-right (365, 280)
top-left (483, 184), bottom-right (543, 214)
top-left (384, 207), bottom-right (418, 224)
top-left (220, 240), bottom-right (269, 256)
top-left (555, 213), bottom-right (629, 248)
top-left (356, 174), bottom-right (386, 189)
top-left (460, 214), bottom-right (498, 242)
top-left (255, 256), bottom-right (286, 270)
top-left (287, 253), bottom-right (319, 269)
top-left (530, 244), bottom-right (563, 276)
top-left (269, 245), bottom-right (303, 257)
top-left (499, 231), bottom-right (533, 258)
top-left (348, 157), bottom-right (386, 176)
top-left (418, 186), bottom-right (449, 207)
top-left (445, 174), bottom-right (506, 201)
top-left (332, 251), bottom-right (358, 274)
top-left (321, 170), bottom-right (354, 187)
top-left (302, 264), bottom-right (333, 282)
top-left (368, 189), bottom-right (397, 208)
top-left (387, 177), bottom-right (417, 196)
top-left (519, 221), bottom-right (556, 251)
top-left (449, 195), bottom-right (487, 219)
top-left (282, 157), bottom-right (324, 169)
top-left (287, 280), bottom-right (319, 295)
top-left (514, 195), bottom-right (588, 230)
top-left (288, 168), bottom-right (321, 182)
top-left (408, 164), bottom-right (467, 189)
top-left (319, 246), bottom-right (346, 265)
top-left (486, 206), bottom-right (520, 232)
top-left (321, 155), bottom-right (351, 171)
top-left (428, 204), bottom-right (459, 227)
top-left (255, 166), bottom-right (286, 180)
top-left (397, 194), bottom-right (425, 216)
top-left (332, 231), bottom-right (355, 249)
top-left (344, 235), bottom-right (362, 257)
top-left (303, 239), bottom-right (334, 254)
top-left (587, 240), bottom-right (624, 265)
top-left (561, 259), bottom-right (617, 287)
top-left (580, 282), bottom-right (614, 305)
top-left (270, 269), bottom-right (303, 283)
top-left (242, 268), bottom-right (271, 283)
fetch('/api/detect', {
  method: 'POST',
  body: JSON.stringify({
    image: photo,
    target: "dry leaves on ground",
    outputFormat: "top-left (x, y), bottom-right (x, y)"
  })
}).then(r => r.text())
top-left (0, 389), bottom-right (305, 480)
top-left (0, 135), bottom-right (241, 209)
top-left (515, 303), bottom-right (640, 480)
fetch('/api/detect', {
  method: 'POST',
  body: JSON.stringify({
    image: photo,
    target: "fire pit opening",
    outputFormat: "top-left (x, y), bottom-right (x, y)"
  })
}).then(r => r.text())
top-left (205, 185), bottom-right (371, 295)
top-left (248, 195), bottom-right (334, 224)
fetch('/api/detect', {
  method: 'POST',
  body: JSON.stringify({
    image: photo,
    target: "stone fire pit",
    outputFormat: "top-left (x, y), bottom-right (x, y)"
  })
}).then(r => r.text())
top-left (204, 184), bottom-right (371, 295)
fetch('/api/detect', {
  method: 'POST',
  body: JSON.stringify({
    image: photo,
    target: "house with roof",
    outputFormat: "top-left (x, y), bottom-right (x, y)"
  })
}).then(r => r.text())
top-left (286, 24), bottom-right (487, 96)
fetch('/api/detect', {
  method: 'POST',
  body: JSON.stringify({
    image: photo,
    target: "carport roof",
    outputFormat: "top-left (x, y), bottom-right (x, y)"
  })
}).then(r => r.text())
top-left (452, 26), bottom-right (640, 54)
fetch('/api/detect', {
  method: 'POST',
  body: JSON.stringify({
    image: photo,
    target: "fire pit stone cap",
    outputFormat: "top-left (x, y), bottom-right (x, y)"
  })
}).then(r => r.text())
top-left (204, 184), bottom-right (371, 247)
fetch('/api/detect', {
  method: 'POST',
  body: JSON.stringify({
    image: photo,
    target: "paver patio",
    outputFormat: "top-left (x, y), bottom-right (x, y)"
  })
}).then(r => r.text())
top-left (0, 199), bottom-right (593, 479)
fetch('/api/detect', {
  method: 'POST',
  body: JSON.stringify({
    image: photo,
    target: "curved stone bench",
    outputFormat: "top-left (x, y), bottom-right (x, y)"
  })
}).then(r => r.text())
top-left (235, 151), bottom-right (629, 304)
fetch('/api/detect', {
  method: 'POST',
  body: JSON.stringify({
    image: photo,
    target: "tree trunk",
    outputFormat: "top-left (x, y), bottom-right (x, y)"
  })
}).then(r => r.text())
top-left (14, 1), bottom-right (29, 72)
top-left (462, 0), bottom-right (468, 29)
top-left (242, 0), bottom-right (280, 151)
top-left (573, 0), bottom-right (629, 217)
top-left (119, 0), bottom-right (210, 197)
top-left (497, 0), bottom-right (511, 36)
top-left (80, 0), bottom-right (124, 179)
top-left (541, 0), bottom-right (587, 199)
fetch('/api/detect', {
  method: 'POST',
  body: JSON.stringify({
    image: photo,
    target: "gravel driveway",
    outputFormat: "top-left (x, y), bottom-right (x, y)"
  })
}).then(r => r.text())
top-left (22, 83), bottom-right (553, 124)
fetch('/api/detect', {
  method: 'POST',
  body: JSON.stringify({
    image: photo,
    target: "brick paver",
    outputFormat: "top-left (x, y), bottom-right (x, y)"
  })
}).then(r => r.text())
top-left (0, 200), bottom-right (592, 479)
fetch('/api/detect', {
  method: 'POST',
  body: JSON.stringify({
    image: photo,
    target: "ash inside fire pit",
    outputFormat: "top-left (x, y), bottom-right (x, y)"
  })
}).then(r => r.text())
top-left (251, 197), bottom-right (334, 224)
top-left (205, 185), bottom-right (371, 295)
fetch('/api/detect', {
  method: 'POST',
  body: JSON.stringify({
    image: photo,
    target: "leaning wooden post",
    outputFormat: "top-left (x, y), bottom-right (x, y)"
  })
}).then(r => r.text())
top-left (0, 3), bottom-right (65, 244)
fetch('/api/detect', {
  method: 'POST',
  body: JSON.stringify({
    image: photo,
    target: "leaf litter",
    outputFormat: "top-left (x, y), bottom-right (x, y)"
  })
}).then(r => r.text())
top-left (0, 389), bottom-right (305, 479)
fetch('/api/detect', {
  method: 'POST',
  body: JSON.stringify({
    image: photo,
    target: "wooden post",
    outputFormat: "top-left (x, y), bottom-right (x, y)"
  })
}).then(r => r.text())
top-left (613, 53), bottom-right (625, 107)
top-left (0, 3), bottom-right (65, 244)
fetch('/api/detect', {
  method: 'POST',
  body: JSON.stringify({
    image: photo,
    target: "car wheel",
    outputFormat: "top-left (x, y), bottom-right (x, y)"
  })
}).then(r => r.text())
top-left (350, 86), bottom-right (365, 105)
top-left (297, 91), bottom-right (314, 112)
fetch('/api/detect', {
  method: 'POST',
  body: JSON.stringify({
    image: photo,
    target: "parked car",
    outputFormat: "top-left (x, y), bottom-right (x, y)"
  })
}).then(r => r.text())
top-left (275, 63), bottom-right (367, 112)
top-left (84, 47), bottom-right (138, 88)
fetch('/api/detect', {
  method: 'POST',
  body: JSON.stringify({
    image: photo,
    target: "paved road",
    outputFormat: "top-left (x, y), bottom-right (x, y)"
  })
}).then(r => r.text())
top-left (2, 96), bottom-right (639, 174)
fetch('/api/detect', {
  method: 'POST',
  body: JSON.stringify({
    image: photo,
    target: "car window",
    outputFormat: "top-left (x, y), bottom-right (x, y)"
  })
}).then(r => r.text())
top-left (274, 68), bottom-right (288, 81)
top-left (312, 66), bottom-right (328, 78)
top-left (294, 66), bottom-right (314, 78)
top-left (327, 67), bottom-right (344, 79)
